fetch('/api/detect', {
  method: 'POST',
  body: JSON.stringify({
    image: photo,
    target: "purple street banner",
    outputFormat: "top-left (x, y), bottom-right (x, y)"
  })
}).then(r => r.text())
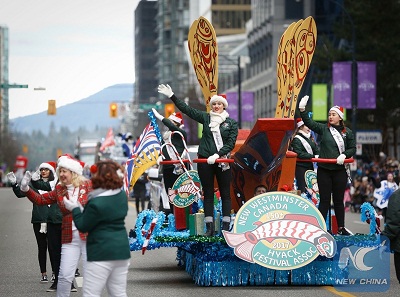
top-left (226, 91), bottom-right (254, 122)
top-left (332, 62), bottom-right (352, 108)
top-left (357, 62), bottom-right (376, 109)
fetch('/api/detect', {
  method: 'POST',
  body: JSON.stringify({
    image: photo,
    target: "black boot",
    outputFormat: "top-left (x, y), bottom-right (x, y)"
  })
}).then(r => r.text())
top-left (204, 222), bottom-right (215, 236)
top-left (222, 221), bottom-right (230, 232)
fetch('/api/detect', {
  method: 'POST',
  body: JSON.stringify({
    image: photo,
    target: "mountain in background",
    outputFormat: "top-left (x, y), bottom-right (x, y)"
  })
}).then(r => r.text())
top-left (10, 84), bottom-right (134, 135)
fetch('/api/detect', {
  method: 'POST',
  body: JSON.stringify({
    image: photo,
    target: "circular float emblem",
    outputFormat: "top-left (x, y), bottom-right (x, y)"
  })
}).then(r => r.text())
top-left (223, 191), bottom-right (336, 270)
top-left (169, 170), bottom-right (201, 208)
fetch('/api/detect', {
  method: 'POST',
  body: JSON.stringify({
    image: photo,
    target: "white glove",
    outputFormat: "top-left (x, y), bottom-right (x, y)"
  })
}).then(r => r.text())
top-left (31, 169), bottom-right (41, 181)
top-left (207, 153), bottom-right (219, 165)
top-left (314, 155), bottom-right (319, 159)
top-left (157, 84), bottom-right (174, 98)
top-left (152, 108), bottom-right (164, 121)
top-left (39, 223), bottom-right (47, 234)
top-left (63, 196), bottom-right (83, 212)
top-left (336, 154), bottom-right (346, 165)
top-left (6, 172), bottom-right (17, 184)
top-left (299, 95), bottom-right (309, 110)
top-left (20, 171), bottom-right (32, 192)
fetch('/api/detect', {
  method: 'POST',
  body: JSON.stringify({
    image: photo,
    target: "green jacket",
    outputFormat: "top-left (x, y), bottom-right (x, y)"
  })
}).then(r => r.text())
top-left (31, 179), bottom-right (63, 224)
top-left (382, 189), bottom-right (400, 252)
top-left (300, 110), bottom-right (356, 170)
top-left (12, 183), bottom-right (48, 224)
top-left (161, 118), bottom-right (188, 170)
top-left (72, 190), bottom-right (130, 262)
top-left (171, 95), bottom-right (238, 158)
top-left (290, 133), bottom-right (319, 169)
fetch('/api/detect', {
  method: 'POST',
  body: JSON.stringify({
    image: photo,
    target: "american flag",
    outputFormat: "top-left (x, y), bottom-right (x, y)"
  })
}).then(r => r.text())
top-left (124, 123), bottom-right (161, 193)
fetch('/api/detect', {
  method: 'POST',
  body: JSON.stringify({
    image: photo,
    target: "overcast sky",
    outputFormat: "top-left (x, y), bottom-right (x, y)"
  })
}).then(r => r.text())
top-left (0, 0), bottom-right (140, 119)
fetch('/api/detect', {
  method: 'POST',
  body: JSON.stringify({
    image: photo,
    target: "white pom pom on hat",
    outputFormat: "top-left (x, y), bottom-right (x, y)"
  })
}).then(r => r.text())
top-left (56, 154), bottom-right (83, 176)
top-left (329, 105), bottom-right (344, 119)
top-left (209, 94), bottom-right (228, 108)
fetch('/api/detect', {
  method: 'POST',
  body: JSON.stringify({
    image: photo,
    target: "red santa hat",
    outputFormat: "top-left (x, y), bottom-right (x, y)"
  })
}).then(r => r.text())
top-left (329, 105), bottom-right (344, 119)
top-left (296, 118), bottom-right (304, 128)
top-left (56, 154), bottom-right (83, 175)
top-left (209, 94), bottom-right (228, 108)
top-left (39, 161), bottom-right (56, 175)
top-left (168, 112), bottom-right (184, 126)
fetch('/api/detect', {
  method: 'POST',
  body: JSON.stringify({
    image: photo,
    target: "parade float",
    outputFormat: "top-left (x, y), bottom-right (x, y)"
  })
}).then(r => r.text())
top-left (126, 16), bottom-right (390, 290)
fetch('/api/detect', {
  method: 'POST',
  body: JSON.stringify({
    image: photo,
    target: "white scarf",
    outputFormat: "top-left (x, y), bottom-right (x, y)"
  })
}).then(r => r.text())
top-left (209, 110), bottom-right (230, 171)
top-left (209, 111), bottom-right (229, 132)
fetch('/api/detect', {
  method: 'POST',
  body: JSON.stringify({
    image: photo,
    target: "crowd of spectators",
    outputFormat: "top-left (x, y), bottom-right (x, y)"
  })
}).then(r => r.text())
top-left (348, 155), bottom-right (400, 219)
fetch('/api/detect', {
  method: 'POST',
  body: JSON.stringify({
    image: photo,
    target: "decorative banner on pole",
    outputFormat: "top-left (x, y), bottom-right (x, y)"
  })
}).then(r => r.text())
top-left (226, 91), bottom-right (254, 122)
top-left (357, 61), bottom-right (376, 109)
top-left (332, 62), bottom-right (352, 108)
top-left (312, 84), bottom-right (328, 121)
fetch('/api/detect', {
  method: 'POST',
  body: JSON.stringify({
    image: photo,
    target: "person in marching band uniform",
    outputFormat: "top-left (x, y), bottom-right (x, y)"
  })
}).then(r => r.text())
top-left (152, 108), bottom-right (188, 215)
top-left (158, 84), bottom-right (238, 236)
top-left (290, 118), bottom-right (319, 194)
top-left (299, 95), bottom-right (356, 235)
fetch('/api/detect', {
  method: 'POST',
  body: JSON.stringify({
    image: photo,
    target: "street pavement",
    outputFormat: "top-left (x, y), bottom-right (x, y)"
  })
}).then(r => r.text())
top-left (1, 187), bottom-right (399, 296)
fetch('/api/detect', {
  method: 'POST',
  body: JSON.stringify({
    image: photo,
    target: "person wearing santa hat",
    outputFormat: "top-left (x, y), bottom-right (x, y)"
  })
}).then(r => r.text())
top-left (299, 96), bottom-right (356, 235)
top-left (152, 107), bottom-right (188, 216)
top-left (290, 118), bottom-right (319, 194)
top-left (6, 161), bottom-right (58, 286)
top-left (20, 154), bottom-right (92, 296)
top-left (65, 160), bottom-right (130, 297)
top-left (158, 84), bottom-right (238, 236)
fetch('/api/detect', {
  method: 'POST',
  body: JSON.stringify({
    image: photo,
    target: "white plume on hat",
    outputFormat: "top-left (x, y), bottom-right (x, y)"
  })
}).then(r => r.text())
top-left (209, 94), bottom-right (228, 108)
top-left (56, 155), bottom-right (83, 176)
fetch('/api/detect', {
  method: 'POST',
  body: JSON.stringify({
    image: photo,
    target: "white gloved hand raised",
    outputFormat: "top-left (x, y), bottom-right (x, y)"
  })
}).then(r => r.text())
top-left (63, 196), bottom-right (83, 212)
top-left (152, 108), bottom-right (164, 121)
top-left (6, 172), bottom-right (17, 184)
top-left (31, 169), bottom-right (41, 181)
top-left (20, 171), bottom-right (32, 192)
top-left (207, 153), bottom-right (220, 165)
top-left (157, 84), bottom-right (174, 98)
top-left (336, 154), bottom-right (346, 165)
top-left (299, 95), bottom-right (309, 111)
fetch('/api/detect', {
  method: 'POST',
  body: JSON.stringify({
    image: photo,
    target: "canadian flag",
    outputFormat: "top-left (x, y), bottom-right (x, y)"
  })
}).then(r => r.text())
top-left (100, 128), bottom-right (115, 152)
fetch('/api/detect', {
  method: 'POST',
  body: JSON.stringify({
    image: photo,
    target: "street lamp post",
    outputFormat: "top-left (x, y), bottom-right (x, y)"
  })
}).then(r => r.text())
top-left (330, 0), bottom-right (357, 133)
top-left (237, 56), bottom-right (242, 129)
top-left (219, 55), bottom-right (242, 129)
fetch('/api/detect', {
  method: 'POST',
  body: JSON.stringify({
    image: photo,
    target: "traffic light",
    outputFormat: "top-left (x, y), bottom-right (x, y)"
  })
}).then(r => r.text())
top-left (109, 102), bottom-right (118, 118)
top-left (164, 103), bottom-right (175, 118)
top-left (48, 99), bottom-right (56, 115)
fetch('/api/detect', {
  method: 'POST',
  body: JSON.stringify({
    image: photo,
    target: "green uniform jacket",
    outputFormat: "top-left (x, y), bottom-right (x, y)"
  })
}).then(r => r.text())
top-left (171, 95), bottom-right (238, 158)
top-left (12, 182), bottom-right (48, 224)
top-left (291, 133), bottom-right (319, 169)
top-left (31, 179), bottom-right (63, 224)
top-left (161, 118), bottom-right (188, 170)
top-left (300, 110), bottom-right (356, 170)
top-left (72, 190), bottom-right (130, 262)
top-left (382, 189), bottom-right (400, 252)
